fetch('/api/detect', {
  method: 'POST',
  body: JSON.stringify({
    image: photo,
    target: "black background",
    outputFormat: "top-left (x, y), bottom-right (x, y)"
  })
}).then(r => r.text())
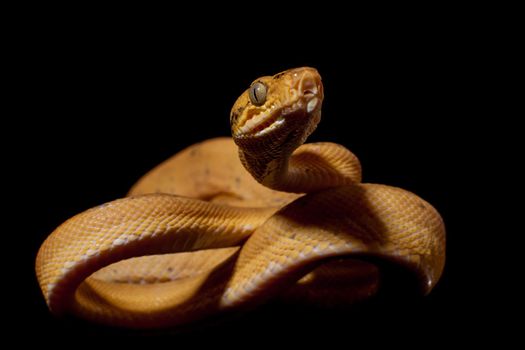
top-left (7, 12), bottom-right (504, 347)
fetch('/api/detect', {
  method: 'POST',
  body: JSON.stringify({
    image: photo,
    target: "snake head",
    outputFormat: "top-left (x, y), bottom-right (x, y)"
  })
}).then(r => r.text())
top-left (231, 67), bottom-right (324, 153)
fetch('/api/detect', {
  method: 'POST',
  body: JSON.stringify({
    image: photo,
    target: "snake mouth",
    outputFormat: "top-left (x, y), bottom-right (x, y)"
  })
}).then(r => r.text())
top-left (238, 104), bottom-right (285, 137)
top-left (240, 100), bottom-right (320, 138)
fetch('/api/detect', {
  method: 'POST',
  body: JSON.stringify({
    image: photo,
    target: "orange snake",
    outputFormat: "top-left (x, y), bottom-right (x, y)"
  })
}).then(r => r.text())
top-left (35, 67), bottom-right (445, 329)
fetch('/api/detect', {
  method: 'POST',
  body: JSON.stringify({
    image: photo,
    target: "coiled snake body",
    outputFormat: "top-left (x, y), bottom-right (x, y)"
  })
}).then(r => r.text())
top-left (36, 67), bottom-right (445, 328)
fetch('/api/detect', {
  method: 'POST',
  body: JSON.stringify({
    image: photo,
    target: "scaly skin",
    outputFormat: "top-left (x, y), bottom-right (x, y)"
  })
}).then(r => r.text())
top-left (35, 67), bottom-right (445, 329)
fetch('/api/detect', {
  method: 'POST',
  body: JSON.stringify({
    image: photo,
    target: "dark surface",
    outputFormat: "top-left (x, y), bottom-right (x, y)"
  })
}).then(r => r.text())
top-left (8, 20), bottom-right (494, 346)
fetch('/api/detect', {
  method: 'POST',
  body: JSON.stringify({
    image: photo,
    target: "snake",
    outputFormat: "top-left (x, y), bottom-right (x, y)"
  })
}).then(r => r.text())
top-left (35, 67), bottom-right (445, 329)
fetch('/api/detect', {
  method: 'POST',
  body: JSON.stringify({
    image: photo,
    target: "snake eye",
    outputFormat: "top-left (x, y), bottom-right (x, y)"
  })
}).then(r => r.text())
top-left (249, 82), bottom-right (267, 106)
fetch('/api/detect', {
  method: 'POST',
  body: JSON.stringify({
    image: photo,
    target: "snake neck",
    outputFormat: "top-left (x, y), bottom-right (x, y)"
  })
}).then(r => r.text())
top-left (239, 147), bottom-right (291, 191)
top-left (238, 140), bottom-right (362, 194)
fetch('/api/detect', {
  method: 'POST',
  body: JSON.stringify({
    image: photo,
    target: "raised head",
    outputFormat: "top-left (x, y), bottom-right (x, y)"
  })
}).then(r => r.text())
top-left (230, 67), bottom-right (324, 187)
top-left (231, 67), bottom-right (323, 147)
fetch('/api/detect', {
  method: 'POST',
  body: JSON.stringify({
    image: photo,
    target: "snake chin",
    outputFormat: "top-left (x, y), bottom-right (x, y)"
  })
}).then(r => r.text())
top-left (254, 116), bottom-right (285, 137)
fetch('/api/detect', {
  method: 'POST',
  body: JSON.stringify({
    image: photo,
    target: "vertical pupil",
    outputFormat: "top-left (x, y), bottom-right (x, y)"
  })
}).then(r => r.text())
top-left (250, 83), bottom-right (266, 105)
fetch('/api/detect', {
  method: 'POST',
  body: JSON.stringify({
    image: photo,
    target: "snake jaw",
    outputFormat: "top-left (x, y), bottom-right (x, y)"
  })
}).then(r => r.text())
top-left (237, 102), bottom-right (284, 136)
